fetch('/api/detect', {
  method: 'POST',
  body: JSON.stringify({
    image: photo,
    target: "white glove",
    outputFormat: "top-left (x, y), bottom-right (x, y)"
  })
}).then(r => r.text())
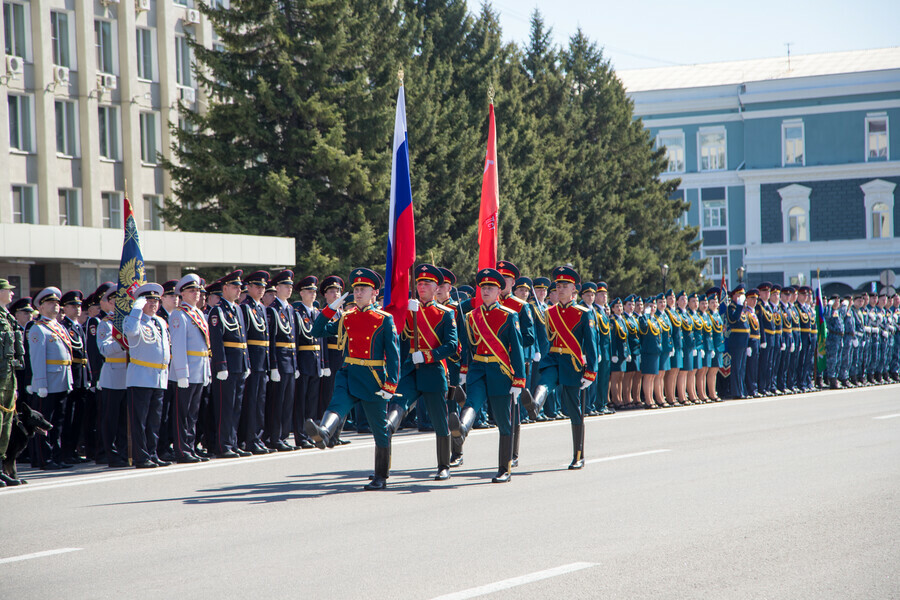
top-left (626, 355), bottom-right (632, 363)
top-left (412, 351), bottom-right (425, 364)
top-left (670, 350), bottom-right (675, 357)
top-left (89, 386), bottom-right (96, 392)
top-left (852, 339), bottom-right (859, 348)
top-left (700, 350), bottom-right (706, 358)
top-left (580, 378), bottom-right (592, 390)
top-left (790, 344), bottom-right (795, 352)
top-left (131, 297), bottom-right (147, 312)
top-left (692, 349), bottom-right (698, 356)
top-left (37, 387), bottom-right (48, 398)
top-left (376, 389), bottom-right (393, 400)
top-left (612, 356), bottom-right (619, 363)
top-left (883, 331), bottom-right (890, 338)
top-left (294, 369), bottom-right (301, 379)
top-left (178, 377), bottom-right (190, 388)
top-left (533, 352), bottom-right (541, 363)
top-left (217, 370), bottom-right (228, 380)
top-left (510, 387), bottom-right (522, 400)
top-left (459, 373), bottom-right (466, 385)
top-left (746, 347), bottom-right (752, 357)
top-left (97, 384), bottom-right (102, 391)
top-left (781, 344), bottom-right (786, 351)
top-left (644, 307), bottom-right (652, 315)
top-left (761, 342), bottom-right (767, 349)
top-left (26, 385), bottom-right (33, 394)
top-left (244, 369), bottom-right (250, 380)
top-left (329, 292), bottom-right (350, 311)
top-left (408, 299), bottom-right (420, 312)
top-left (322, 367), bottom-right (331, 377)
top-left (270, 369), bottom-right (281, 382)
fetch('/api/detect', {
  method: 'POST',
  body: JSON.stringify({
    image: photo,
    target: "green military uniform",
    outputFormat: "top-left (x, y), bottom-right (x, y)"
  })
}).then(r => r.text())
top-left (0, 279), bottom-right (26, 475)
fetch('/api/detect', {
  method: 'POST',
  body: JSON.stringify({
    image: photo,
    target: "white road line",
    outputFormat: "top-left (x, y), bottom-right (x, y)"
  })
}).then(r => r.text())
top-left (430, 562), bottom-right (596, 600)
top-left (0, 548), bottom-right (82, 565)
top-left (873, 413), bottom-right (900, 420)
top-left (584, 449), bottom-right (671, 465)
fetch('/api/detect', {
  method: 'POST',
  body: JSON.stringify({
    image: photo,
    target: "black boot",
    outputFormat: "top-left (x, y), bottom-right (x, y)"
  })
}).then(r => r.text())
top-left (449, 435), bottom-right (464, 468)
top-left (304, 411), bottom-right (341, 449)
top-left (829, 377), bottom-right (838, 390)
top-left (491, 435), bottom-right (513, 483)
top-left (522, 385), bottom-right (549, 420)
top-left (449, 406), bottom-right (476, 443)
top-left (364, 446), bottom-right (391, 490)
top-left (386, 402), bottom-right (408, 436)
top-left (511, 424), bottom-right (521, 468)
top-left (568, 423), bottom-right (585, 470)
top-left (435, 435), bottom-right (451, 481)
top-left (841, 379), bottom-right (850, 388)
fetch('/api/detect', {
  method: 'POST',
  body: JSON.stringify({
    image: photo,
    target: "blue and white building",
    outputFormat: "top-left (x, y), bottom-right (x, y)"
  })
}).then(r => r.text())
top-left (618, 47), bottom-right (900, 294)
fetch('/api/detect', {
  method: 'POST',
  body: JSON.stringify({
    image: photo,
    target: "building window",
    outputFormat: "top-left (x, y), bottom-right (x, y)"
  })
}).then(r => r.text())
top-left (140, 112), bottom-right (159, 164)
top-left (55, 100), bottom-right (78, 157)
top-left (657, 130), bottom-right (684, 173)
top-left (50, 11), bottom-right (71, 68)
top-left (788, 206), bottom-right (808, 242)
top-left (703, 249), bottom-right (728, 280)
top-left (698, 128), bottom-right (726, 171)
top-left (174, 0), bottom-right (192, 7)
top-left (58, 188), bottom-right (81, 226)
top-left (136, 28), bottom-right (155, 81)
top-left (7, 94), bottom-right (33, 152)
top-left (175, 35), bottom-right (193, 87)
top-left (3, 1), bottom-right (28, 59)
top-left (782, 120), bottom-right (804, 166)
top-left (865, 115), bottom-right (889, 161)
top-left (143, 195), bottom-right (163, 230)
top-left (861, 179), bottom-right (896, 239)
top-left (98, 106), bottom-right (119, 160)
top-left (701, 187), bottom-right (727, 230)
top-left (11, 184), bottom-right (36, 224)
top-left (102, 192), bottom-right (122, 229)
top-left (94, 20), bottom-right (114, 74)
top-left (872, 203), bottom-right (891, 239)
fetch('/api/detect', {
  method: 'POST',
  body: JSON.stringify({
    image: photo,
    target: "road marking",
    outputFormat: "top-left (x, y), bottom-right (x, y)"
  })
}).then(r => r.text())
top-left (873, 413), bottom-right (900, 420)
top-left (0, 548), bottom-right (82, 565)
top-left (430, 562), bottom-right (596, 600)
top-left (584, 449), bottom-right (671, 465)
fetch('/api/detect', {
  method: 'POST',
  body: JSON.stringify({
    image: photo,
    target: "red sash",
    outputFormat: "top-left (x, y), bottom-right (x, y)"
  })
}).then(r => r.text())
top-left (181, 305), bottom-right (211, 349)
top-left (470, 306), bottom-right (514, 380)
top-left (42, 318), bottom-right (73, 357)
top-left (408, 306), bottom-right (448, 375)
top-left (548, 305), bottom-right (584, 369)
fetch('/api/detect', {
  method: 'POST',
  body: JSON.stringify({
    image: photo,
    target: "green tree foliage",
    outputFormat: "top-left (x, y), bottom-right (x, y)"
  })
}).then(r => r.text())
top-left (163, 1), bottom-right (703, 295)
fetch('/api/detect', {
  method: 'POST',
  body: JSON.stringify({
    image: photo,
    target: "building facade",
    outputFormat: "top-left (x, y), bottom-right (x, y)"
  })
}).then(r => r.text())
top-left (2, 0), bottom-right (293, 295)
top-left (618, 48), bottom-right (900, 295)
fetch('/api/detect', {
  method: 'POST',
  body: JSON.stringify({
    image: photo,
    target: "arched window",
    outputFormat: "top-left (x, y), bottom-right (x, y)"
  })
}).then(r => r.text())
top-left (872, 202), bottom-right (891, 239)
top-left (861, 179), bottom-right (896, 239)
top-left (788, 206), bottom-right (808, 242)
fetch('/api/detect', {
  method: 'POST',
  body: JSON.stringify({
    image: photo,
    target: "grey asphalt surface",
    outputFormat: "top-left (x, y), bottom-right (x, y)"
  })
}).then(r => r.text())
top-left (3, 385), bottom-right (899, 599)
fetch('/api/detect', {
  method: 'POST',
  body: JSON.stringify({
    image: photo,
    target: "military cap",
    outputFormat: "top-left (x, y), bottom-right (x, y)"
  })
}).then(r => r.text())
top-left (160, 280), bottom-right (178, 296)
top-left (676, 290), bottom-right (687, 300)
top-left (415, 264), bottom-right (444, 286)
top-left (0, 278), bottom-right (15, 290)
top-left (574, 283), bottom-right (582, 293)
top-left (771, 284), bottom-right (782, 293)
top-left (245, 270), bottom-right (270, 287)
top-left (705, 287), bottom-right (720, 298)
top-left (624, 294), bottom-right (636, 303)
top-left (176, 274), bottom-right (201, 293)
top-left (687, 292), bottom-right (700, 301)
top-left (34, 287), bottom-right (62, 307)
top-left (319, 275), bottom-right (344, 295)
top-left (271, 270), bottom-right (294, 287)
top-left (757, 282), bottom-right (772, 291)
top-left (438, 267), bottom-right (457, 286)
top-left (83, 291), bottom-right (99, 307)
top-left (61, 290), bottom-right (84, 305)
top-left (514, 276), bottom-right (533, 291)
top-left (476, 268), bottom-right (504, 288)
top-left (295, 275), bottom-right (319, 291)
top-left (198, 278), bottom-right (207, 292)
top-left (135, 282), bottom-right (163, 300)
top-left (458, 284), bottom-right (475, 297)
top-left (533, 277), bottom-right (551, 290)
top-left (102, 286), bottom-right (118, 302)
top-left (852, 292), bottom-right (864, 300)
top-left (799, 286), bottom-right (812, 294)
top-left (580, 281), bottom-right (597, 294)
top-left (9, 297), bottom-right (33, 313)
top-left (349, 267), bottom-right (383, 289)
top-left (655, 293), bottom-right (665, 301)
top-left (746, 288), bottom-right (760, 299)
top-left (610, 297), bottom-right (623, 307)
top-left (730, 284), bottom-right (746, 296)
top-left (829, 294), bottom-right (840, 301)
top-left (205, 280), bottom-right (223, 297)
top-left (665, 288), bottom-right (675, 297)
top-left (596, 281), bottom-right (609, 292)
top-left (552, 265), bottom-right (580, 286)
top-left (548, 281), bottom-right (557, 293)
top-left (878, 291), bottom-right (888, 298)
top-left (94, 281), bottom-right (116, 299)
top-left (220, 270), bottom-right (243, 287)
top-left (783, 286), bottom-right (795, 294)
top-left (842, 294), bottom-right (852, 301)
top-left (496, 260), bottom-right (520, 280)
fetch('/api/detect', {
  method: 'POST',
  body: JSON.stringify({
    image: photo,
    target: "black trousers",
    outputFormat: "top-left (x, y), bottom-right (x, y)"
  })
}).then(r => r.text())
top-left (62, 387), bottom-right (87, 459)
top-left (212, 373), bottom-right (245, 454)
top-left (240, 371), bottom-right (267, 448)
top-left (265, 371), bottom-right (294, 445)
top-left (293, 373), bottom-right (321, 444)
top-left (173, 382), bottom-right (203, 459)
top-left (128, 387), bottom-right (164, 464)
top-left (33, 391), bottom-right (67, 467)
top-left (318, 373), bottom-right (336, 420)
top-left (102, 388), bottom-right (128, 463)
top-left (158, 380), bottom-right (177, 454)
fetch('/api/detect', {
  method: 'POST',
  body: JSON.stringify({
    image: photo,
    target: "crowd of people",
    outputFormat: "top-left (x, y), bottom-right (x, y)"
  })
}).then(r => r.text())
top-left (0, 263), bottom-right (897, 489)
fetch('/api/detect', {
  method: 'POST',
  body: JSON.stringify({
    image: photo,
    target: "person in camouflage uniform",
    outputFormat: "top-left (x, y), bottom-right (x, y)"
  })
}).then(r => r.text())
top-left (0, 279), bottom-right (26, 486)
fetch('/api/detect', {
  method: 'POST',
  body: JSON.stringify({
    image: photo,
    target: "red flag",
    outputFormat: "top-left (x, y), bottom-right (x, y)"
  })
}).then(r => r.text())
top-left (475, 102), bottom-right (499, 306)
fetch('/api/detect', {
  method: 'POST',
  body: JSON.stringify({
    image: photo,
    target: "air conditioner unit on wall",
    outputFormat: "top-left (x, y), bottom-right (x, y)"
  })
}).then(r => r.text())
top-left (179, 86), bottom-right (196, 103)
top-left (136, 0), bottom-right (151, 12)
top-left (54, 65), bottom-right (70, 84)
top-left (185, 9), bottom-right (201, 25)
top-left (97, 73), bottom-right (118, 90)
top-left (6, 55), bottom-right (24, 78)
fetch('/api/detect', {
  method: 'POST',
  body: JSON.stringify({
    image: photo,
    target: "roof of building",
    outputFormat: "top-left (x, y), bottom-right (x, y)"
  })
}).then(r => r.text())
top-left (617, 47), bottom-right (900, 93)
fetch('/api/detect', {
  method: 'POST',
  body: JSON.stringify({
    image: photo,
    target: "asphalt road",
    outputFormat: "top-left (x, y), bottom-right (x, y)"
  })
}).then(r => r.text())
top-left (3, 385), bottom-right (899, 599)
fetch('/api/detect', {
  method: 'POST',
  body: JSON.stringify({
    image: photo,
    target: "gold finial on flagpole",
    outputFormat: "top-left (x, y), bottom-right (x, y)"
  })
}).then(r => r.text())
top-left (488, 83), bottom-right (495, 103)
top-left (124, 177), bottom-right (129, 200)
top-left (398, 66), bottom-right (404, 86)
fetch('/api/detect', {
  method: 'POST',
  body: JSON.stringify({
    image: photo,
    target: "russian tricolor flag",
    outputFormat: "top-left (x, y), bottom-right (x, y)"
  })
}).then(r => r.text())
top-left (383, 83), bottom-right (415, 325)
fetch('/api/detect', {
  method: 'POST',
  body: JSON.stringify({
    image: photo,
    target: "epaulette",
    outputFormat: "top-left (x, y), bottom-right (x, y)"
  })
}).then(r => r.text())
top-left (497, 305), bottom-right (516, 315)
top-left (506, 295), bottom-right (527, 307)
top-left (371, 308), bottom-right (391, 319)
top-left (434, 303), bottom-right (455, 314)
top-left (571, 304), bottom-right (590, 313)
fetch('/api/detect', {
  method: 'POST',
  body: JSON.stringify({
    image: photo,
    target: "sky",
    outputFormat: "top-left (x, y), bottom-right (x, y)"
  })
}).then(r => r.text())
top-left (491, 0), bottom-right (900, 71)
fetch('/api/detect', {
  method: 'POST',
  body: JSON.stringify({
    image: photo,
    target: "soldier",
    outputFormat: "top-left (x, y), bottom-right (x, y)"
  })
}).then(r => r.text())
top-left (725, 285), bottom-right (750, 399)
top-left (609, 297), bottom-right (631, 409)
top-left (755, 283), bottom-right (774, 396)
top-left (664, 289), bottom-right (683, 405)
top-left (795, 287), bottom-right (815, 391)
top-left (622, 295), bottom-right (642, 406)
top-left (59, 290), bottom-right (91, 464)
top-left (838, 295), bottom-right (855, 388)
top-left (97, 287), bottom-right (129, 468)
top-left (653, 294), bottom-right (674, 407)
top-left (675, 291), bottom-right (694, 404)
top-left (744, 289), bottom-right (761, 397)
top-left (85, 286), bottom-right (111, 463)
top-left (394, 264), bottom-right (458, 480)
top-left (891, 294), bottom-right (900, 381)
top-left (124, 283), bottom-right (172, 468)
top-left (28, 288), bottom-right (74, 470)
top-left (240, 270), bottom-right (271, 455)
top-left (825, 295), bottom-right (844, 388)
top-left (594, 282), bottom-right (614, 415)
top-left (157, 280), bottom-right (179, 461)
top-left (318, 275), bottom-right (346, 445)
top-left (305, 268), bottom-right (400, 490)
top-left (265, 270), bottom-right (298, 452)
top-left (706, 289), bottom-right (725, 401)
top-left (436, 267), bottom-right (465, 422)
top-left (638, 294), bottom-right (663, 408)
top-left (169, 274), bottom-right (212, 463)
top-left (292, 275), bottom-right (324, 450)
top-left (0, 279), bottom-right (26, 486)
top-left (769, 285), bottom-right (785, 395)
top-left (209, 270), bottom-right (251, 458)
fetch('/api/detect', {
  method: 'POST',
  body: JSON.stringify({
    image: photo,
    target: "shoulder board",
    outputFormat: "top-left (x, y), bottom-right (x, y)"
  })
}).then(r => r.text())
top-left (572, 304), bottom-right (590, 313)
top-left (371, 308), bottom-right (390, 319)
top-left (434, 303), bottom-right (454, 314)
top-left (497, 305), bottom-right (516, 315)
top-left (506, 296), bottom-right (526, 306)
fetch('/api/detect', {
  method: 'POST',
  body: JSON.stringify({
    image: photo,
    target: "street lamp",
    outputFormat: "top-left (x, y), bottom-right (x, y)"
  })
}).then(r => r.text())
top-left (737, 266), bottom-right (745, 285)
top-left (660, 263), bottom-right (669, 291)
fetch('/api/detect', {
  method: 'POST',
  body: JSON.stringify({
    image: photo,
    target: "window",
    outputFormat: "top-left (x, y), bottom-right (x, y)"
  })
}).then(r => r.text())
top-left (872, 203), bottom-right (890, 239)
top-left (701, 187), bottom-right (727, 229)
top-left (143, 195), bottom-right (163, 230)
top-left (699, 129), bottom-right (726, 171)
top-left (788, 206), bottom-right (808, 242)
top-left (98, 106), bottom-right (119, 160)
top-left (11, 184), bottom-right (36, 224)
top-left (55, 100), bottom-right (78, 156)
top-left (782, 120), bottom-right (804, 166)
top-left (136, 28), bottom-right (155, 81)
top-left (102, 192), bottom-right (122, 229)
top-left (94, 20), bottom-right (114, 74)
top-left (3, 2), bottom-right (27, 58)
top-left (175, 35), bottom-right (192, 87)
top-left (866, 115), bottom-right (889, 161)
top-left (58, 189), bottom-right (81, 226)
top-left (140, 112), bottom-right (158, 164)
top-left (7, 94), bottom-right (33, 152)
top-left (703, 249), bottom-right (728, 280)
top-left (50, 11), bottom-right (70, 68)
top-left (861, 179), bottom-right (896, 239)
top-left (174, 0), bottom-right (191, 6)
top-left (657, 130), bottom-right (684, 173)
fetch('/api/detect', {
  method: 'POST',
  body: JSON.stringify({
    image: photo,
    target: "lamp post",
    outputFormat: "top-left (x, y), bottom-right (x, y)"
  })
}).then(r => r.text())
top-left (737, 266), bottom-right (745, 285)
top-left (660, 263), bottom-right (669, 292)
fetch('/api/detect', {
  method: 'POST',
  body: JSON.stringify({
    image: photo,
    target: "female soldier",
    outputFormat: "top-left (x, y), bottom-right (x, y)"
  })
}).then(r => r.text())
top-left (677, 291), bottom-right (696, 404)
top-left (707, 289), bottom-right (725, 401)
top-left (638, 298), bottom-right (662, 408)
top-left (623, 296), bottom-right (642, 407)
top-left (665, 290), bottom-right (683, 406)
top-left (654, 294), bottom-right (673, 407)
top-left (695, 294), bottom-right (713, 402)
top-left (609, 298), bottom-right (631, 409)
